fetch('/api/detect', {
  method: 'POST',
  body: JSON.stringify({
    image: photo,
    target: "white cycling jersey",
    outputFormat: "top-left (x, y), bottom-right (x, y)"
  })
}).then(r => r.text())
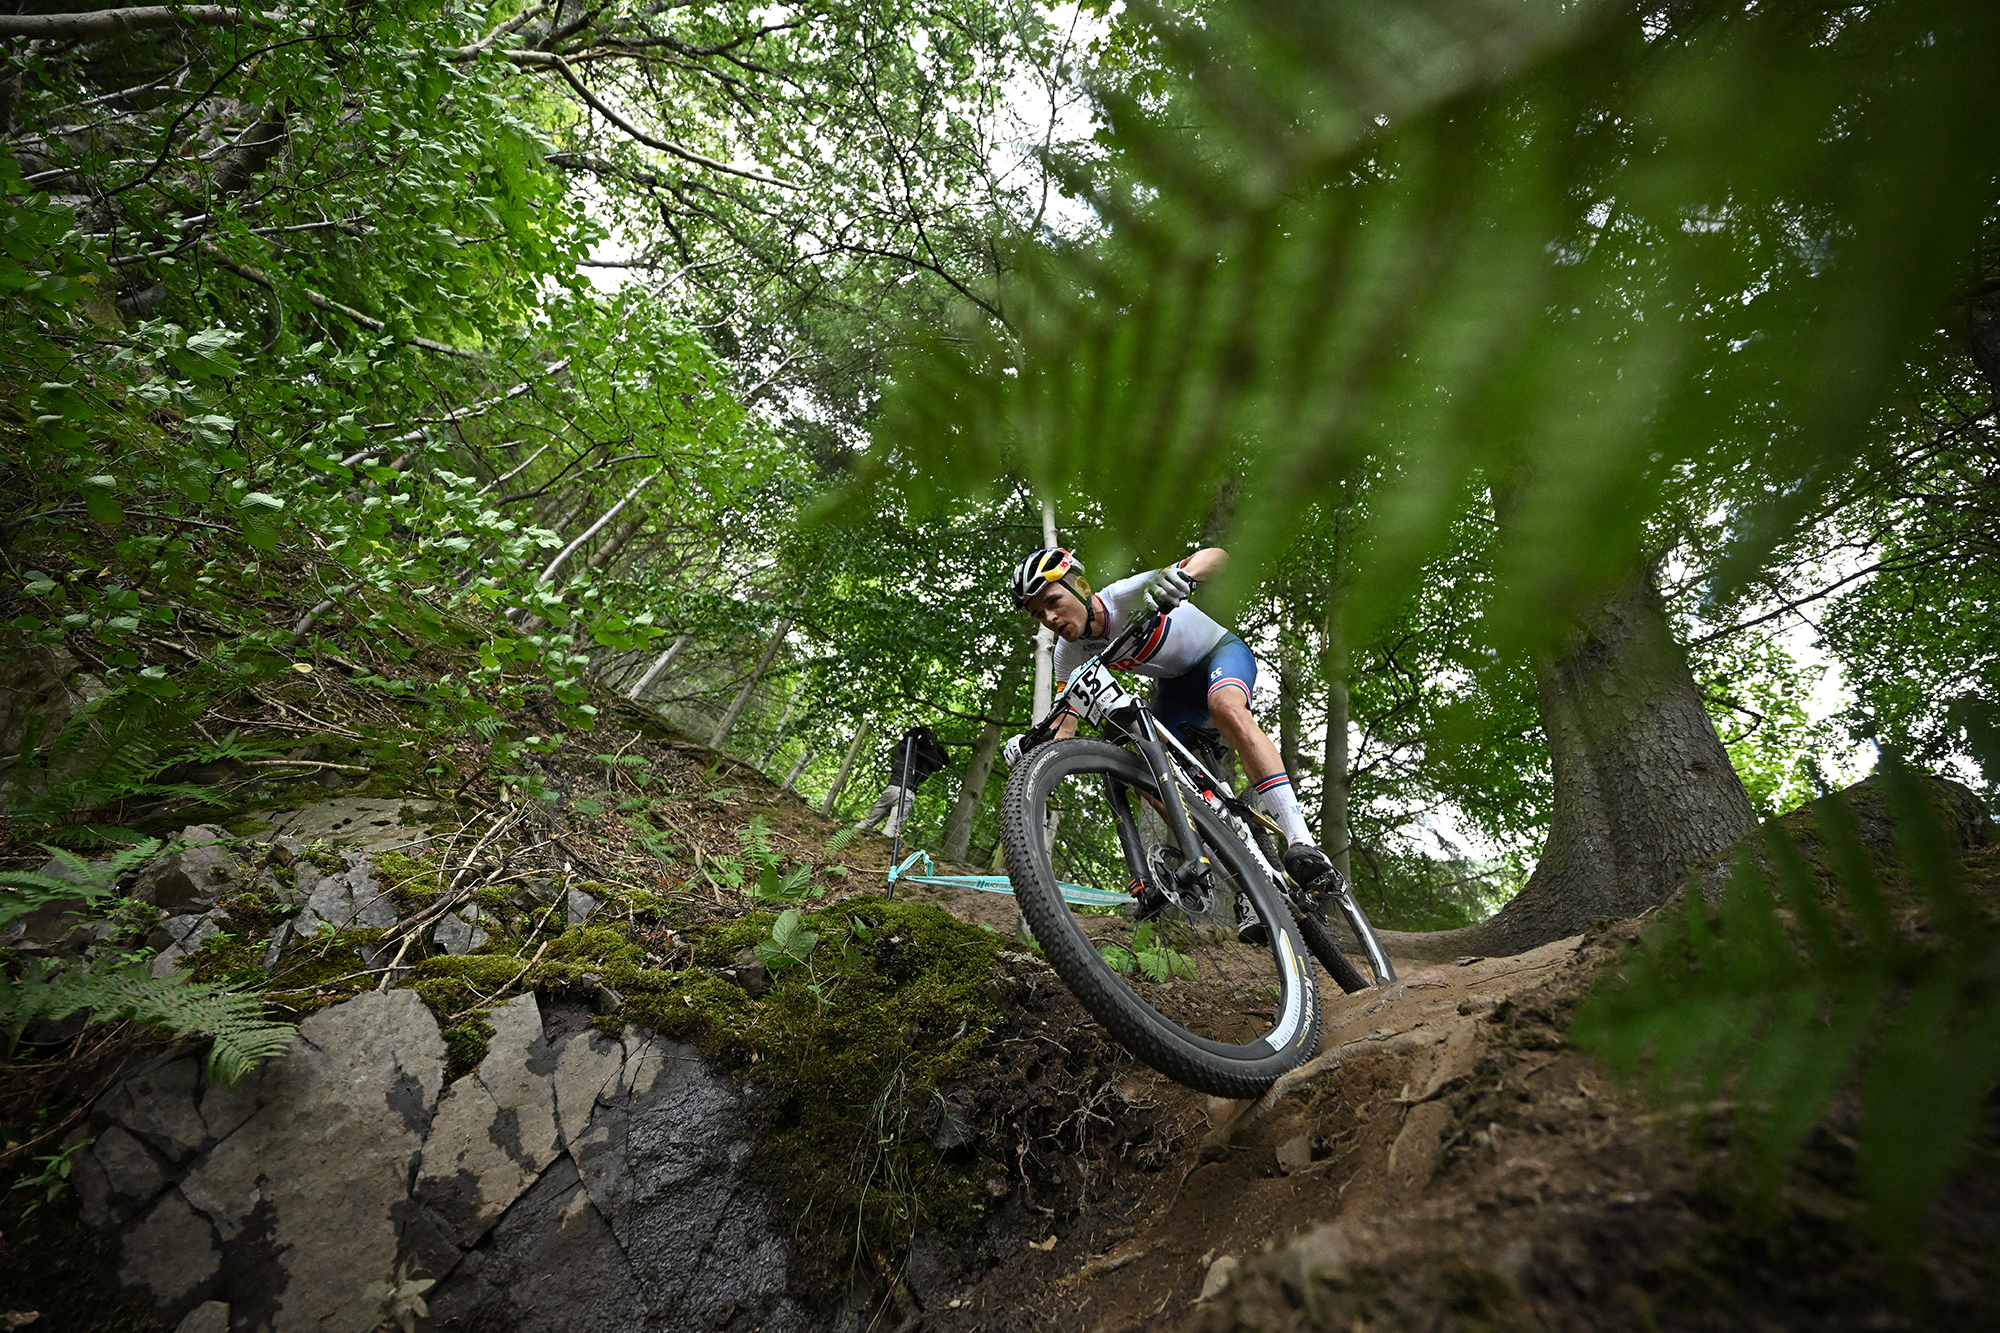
top-left (1053, 571), bottom-right (1230, 686)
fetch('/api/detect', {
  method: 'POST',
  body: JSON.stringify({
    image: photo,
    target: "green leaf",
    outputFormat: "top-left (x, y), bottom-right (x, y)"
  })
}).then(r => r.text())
top-left (79, 476), bottom-right (123, 525)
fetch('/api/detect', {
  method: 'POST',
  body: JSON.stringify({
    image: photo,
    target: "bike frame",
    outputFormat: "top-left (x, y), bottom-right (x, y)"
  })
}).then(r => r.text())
top-left (1030, 612), bottom-right (1397, 986)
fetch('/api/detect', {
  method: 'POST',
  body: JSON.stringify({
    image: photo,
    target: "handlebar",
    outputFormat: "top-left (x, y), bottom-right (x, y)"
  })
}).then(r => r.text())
top-left (1020, 609), bottom-right (1162, 750)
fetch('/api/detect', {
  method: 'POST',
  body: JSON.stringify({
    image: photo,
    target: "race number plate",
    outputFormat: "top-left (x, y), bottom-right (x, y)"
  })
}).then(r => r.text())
top-left (1065, 661), bottom-right (1137, 725)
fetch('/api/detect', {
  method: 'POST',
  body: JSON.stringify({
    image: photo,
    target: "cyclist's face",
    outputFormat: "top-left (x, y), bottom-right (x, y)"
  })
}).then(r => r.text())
top-left (1025, 583), bottom-right (1088, 640)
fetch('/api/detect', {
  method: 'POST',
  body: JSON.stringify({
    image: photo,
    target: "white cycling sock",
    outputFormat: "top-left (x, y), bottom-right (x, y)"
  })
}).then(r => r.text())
top-left (1250, 772), bottom-right (1312, 847)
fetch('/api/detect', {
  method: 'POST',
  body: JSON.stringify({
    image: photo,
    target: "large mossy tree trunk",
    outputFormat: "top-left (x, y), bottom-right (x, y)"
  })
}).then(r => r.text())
top-left (1382, 570), bottom-right (1756, 960)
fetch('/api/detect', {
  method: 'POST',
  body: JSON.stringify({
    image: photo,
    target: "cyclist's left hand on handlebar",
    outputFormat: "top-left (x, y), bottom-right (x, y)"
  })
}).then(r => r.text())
top-left (1144, 562), bottom-right (1197, 612)
top-left (1002, 732), bottom-right (1034, 769)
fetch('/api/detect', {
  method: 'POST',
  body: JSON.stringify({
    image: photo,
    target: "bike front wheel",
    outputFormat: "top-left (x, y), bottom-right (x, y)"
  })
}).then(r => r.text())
top-left (1000, 738), bottom-right (1321, 1098)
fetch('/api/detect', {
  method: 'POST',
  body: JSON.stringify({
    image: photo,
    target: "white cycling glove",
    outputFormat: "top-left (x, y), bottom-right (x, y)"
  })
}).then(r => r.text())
top-left (1144, 561), bottom-right (1197, 612)
top-left (1002, 733), bottom-right (1030, 769)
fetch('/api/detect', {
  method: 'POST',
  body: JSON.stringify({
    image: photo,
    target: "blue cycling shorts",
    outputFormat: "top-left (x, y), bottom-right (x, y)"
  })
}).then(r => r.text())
top-left (1149, 633), bottom-right (1256, 736)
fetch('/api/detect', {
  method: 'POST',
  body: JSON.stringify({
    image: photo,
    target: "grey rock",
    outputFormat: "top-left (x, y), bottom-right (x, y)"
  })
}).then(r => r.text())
top-left (548, 1028), bottom-right (625, 1147)
top-left (565, 1034), bottom-right (816, 1330)
top-left (292, 858), bottom-right (398, 938)
top-left (432, 1031), bottom-right (824, 1332)
top-left (1275, 1133), bottom-right (1313, 1175)
top-left (728, 946), bottom-right (772, 998)
top-left (134, 839), bottom-right (237, 914)
top-left (1, 894), bottom-right (95, 953)
top-left (119, 1187), bottom-right (220, 1308)
top-left (148, 912), bottom-right (226, 979)
top-left (415, 994), bottom-right (561, 1246)
top-left (258, 921), bottom-right (290, 971)
top-left (432, 905), bottom-right (489, 955)
top-left (104, 1056), bottom-right (208, 1161)
top-left (175, 990), bottom-right (444, 1333)
top-left (174, 1301), bottom-right (231, 1333)
top-left (92, 1124), bottom-right (170, 1207)
top-left (70, 1126), bottom-right (117, 1229)
top-left (423, 1153), bottom-right (650, 1333)
top-left (509, 876), bottom-right (559, 911)
top-left (565, 885), bottom-right (600, 927)
top-left (254, 797), bottom-right (436, 852)
top-left (931, 1101), bottom-right (976, 1154)
top-left (0, 644), bottom-right (84, 761)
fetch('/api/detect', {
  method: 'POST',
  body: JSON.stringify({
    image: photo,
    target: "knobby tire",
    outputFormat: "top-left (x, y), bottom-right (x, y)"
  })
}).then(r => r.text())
top-left (1000, 738), bottom-right (1320, 1098)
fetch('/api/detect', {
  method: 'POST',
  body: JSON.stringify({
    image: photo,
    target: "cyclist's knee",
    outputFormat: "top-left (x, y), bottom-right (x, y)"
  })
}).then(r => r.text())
top-left (1207, 685), bottom-right (1253, 731)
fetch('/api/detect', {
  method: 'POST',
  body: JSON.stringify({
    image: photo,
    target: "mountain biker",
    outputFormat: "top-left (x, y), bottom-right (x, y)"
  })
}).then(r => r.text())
top-left (1003, 546), bottom-right (1342, 942)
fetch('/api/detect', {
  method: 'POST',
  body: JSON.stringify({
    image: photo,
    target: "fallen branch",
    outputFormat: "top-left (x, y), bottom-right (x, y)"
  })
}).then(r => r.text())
top-left (240, 759), bottom-right (370, 774)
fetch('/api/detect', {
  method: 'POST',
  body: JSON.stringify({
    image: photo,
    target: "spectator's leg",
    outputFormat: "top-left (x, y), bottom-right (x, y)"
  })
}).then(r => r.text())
top-left (883, 785), bottom-right (915, 838)
top-left (854, 785), bottom-right (899, 831)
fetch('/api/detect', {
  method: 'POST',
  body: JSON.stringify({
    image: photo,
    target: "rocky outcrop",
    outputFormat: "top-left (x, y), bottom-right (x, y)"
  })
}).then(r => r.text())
top-left (69, 990), bottom-right (825, 1333)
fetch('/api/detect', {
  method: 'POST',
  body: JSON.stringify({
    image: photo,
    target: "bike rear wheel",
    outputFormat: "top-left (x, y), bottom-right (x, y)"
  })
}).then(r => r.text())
top-left (1245, 822), bottom-right (1373, 994)
top-left (1000, 738), bottom-right (1320, 1098)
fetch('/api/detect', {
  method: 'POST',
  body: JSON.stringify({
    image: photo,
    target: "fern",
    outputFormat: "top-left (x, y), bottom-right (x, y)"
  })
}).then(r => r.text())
top-left (0, 837), bottom-right (162, 930)
top-left (1572, 761), bottom-right (2000, 1252)
top-left (823, 827), bottom-right (859, 856)
top-left (0, 955), bottom-right (295, 1085)
top-left (739, 814), bottom-right (777, 868)
top-left (5, 641), bottom-right (279, 834)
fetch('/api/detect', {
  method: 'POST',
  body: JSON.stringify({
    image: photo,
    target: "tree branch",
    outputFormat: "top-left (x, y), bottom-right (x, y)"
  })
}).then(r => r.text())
top-left (512, 49), bottom-right (799, 190)
top-left (199, 242), bottom-right (481, 359)
top-left (0, 6), bottom-right (266, 40)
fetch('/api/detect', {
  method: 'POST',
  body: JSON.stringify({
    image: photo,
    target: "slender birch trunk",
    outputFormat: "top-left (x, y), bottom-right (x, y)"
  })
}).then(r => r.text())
top-left (941, 649), bottom-right (1028, 861)
top-left (1318, 601), bottom-right (1352, 882)
top-left (540, 468), bottom-right (661, 584)
top-left (821, 719), bottom-right (871, 818)
top-left (625, 634), bottom-right (690, 702)
top-left (710, 609), bottom-right (794, 751)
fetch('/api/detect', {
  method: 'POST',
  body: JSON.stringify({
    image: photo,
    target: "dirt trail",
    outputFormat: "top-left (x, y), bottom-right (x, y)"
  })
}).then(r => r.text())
top-left (889, 875), bottom-right (1998, 1333)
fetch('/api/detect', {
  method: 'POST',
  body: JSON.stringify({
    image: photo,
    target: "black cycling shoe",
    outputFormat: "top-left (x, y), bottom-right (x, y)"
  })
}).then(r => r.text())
top-left (1233, 890), bottom-right (1269, 946)
top-left (1282, 843), bottom-right (1343, 894)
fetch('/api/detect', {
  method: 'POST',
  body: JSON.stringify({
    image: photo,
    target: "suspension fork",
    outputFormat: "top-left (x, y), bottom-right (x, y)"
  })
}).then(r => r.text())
top-left (1102, 774), bottom-right (1150, 889)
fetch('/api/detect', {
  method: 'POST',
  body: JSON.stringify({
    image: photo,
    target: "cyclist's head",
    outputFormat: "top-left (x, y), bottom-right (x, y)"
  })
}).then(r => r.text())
top-left (1009, 547), bottom-right (1091, 613)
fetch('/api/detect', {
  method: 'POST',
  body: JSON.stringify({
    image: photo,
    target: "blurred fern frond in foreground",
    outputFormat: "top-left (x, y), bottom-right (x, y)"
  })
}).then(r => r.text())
top-left (876, 0), bottom-right (2000, 659)
top-left (1571, 762), bottom-right (2000, 1251)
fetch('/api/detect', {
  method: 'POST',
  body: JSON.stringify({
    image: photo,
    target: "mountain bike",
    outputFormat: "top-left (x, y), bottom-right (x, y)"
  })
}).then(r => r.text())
top-left (999, 611), bottom-right (1395, 1099)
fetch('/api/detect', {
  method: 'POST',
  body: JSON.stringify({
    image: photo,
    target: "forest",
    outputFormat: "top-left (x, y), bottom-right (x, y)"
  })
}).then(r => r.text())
top-left (0, 0), bottom-right (1997, 1328)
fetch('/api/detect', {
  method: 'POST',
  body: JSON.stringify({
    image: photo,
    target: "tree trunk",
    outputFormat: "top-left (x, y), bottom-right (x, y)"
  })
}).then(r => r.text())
top-left (1321, 674), bottom-right (1352, 882)
top-left (710, 609), bottom-right (794, 752)
top-left (782, 749), bottom-right (813, 791)
top-left (1380, 570), bottom-right (1756, 961)
top-left (625, 634), bottom-right (690, 702)
top-left (1318, 601), bottom-right (1353, 881)
top-left (1278, 627), bottom-right (1303, 781)
top-left (582, 508), bottom-right (646, 575)
top-left (540, 469), bottom-right (660, 584)
top-left (942, 651), bottom-right (1028, 862)
top-left (821, 719), bottom-right (871, 817)
top-left (761, 677), bottom-right (803, 766)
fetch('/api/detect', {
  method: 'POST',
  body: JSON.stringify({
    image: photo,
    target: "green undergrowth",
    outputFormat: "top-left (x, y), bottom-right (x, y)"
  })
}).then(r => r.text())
top-left (665, 897), bottom-right (1010, 1287)
top-left (399, 893), bottom-right (1011, 1286)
